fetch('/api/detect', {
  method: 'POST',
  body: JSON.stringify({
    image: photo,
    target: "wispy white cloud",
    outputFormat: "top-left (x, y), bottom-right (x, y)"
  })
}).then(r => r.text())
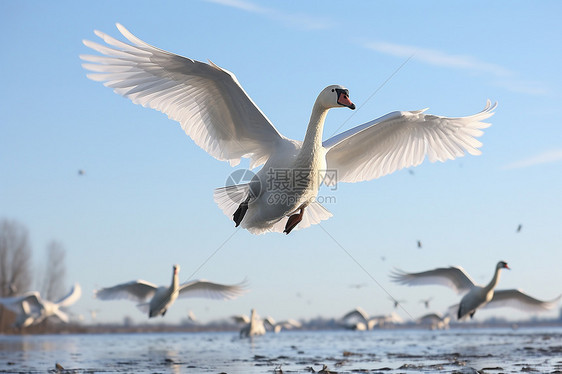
top-left (364, 41), bottom-right (511, 77)
top-left (206, 0), bottom-right (331, 30)
top-left (363, 40), bottom-right (548, 96)
top-left (503, 149), bottom-right (562, 170)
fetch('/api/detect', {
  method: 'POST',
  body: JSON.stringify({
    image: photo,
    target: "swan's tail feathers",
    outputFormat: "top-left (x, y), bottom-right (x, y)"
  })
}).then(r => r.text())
top-left (213, 183), bottom-right (251, 218)
top-left (247, 200), bottom-right (333, 235)
top-left (298, 201), bottom-right (333, 230)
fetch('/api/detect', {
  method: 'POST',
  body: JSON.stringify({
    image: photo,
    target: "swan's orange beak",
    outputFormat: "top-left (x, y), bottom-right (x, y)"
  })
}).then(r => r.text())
top-left (336, 89), bottom-right (356, 109)
top-left (504, 264), bottom-right (510, 270)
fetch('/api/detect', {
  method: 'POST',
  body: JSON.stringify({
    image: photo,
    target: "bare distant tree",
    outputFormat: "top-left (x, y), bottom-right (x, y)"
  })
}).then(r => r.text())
top-left (38, 241), bottom-right (67, 301)
top-left (0, 219), bottom-right (33, 331)
top-left (0, 219), bottom-right (32, 297)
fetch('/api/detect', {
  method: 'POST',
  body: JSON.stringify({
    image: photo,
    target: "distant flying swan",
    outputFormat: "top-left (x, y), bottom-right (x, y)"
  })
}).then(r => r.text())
top-left (94, 265), bottom-right (246, 318)
top-left (0, 283), bottom-right (82, 328)
top-left (341, 307), bottom-right (402, 330)
top-left (81, 24), bottom-right (496, 235)
top-left (391, 261), bottom-right (561, 320)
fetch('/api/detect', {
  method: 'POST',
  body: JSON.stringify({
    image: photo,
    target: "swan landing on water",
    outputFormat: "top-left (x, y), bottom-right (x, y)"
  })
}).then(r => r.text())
top-left (82, 24), bottom-right (496, 235)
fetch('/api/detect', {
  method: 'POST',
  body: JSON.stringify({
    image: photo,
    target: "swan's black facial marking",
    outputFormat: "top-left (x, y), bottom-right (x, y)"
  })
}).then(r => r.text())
top-left (335, 88), bottom-right (356, 109)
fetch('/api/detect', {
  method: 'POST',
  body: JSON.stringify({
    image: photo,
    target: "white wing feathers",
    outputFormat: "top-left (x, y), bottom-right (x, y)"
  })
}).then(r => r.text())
top-left (486, 290), bottom-right (561, 312)
top-left (178, 280), bottom-right (247, 300)
top-left (55, 283), bottom-right (82, 308)
top-left (81, 23), bottom-right (287, 169)
top-left (324, 101), bottom-right (496, 184)
top-left (390, 266), bottom-right (476, 294)
top-left (94, 280), bottom-right (158, 302)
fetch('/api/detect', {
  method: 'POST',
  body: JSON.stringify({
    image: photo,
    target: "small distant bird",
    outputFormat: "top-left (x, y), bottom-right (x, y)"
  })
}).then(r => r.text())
top-left (349, 283), bottom-right (368, 289)
top-left (417, 240), bottom-right (422, 249)
top-left (420, 297), bottom-right (433, 309)
top-left (78, 169), bottom-right (85, 176)
top-left (389, 296), bottom-right (406, 309)
top-left (391, 261), bottom-right (561, 320)
top-left (516, 224), bottom-right (522, 233)
top-left (94, 265), bottom-right (246, 318)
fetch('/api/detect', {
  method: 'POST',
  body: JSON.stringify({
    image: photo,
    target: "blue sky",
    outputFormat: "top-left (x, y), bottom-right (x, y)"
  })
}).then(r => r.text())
top-left (1, 1), bottom-right (561, 325)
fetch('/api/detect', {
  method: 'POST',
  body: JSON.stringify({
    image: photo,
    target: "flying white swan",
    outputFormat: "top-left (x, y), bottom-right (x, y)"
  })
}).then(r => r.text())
top-left (0, 283), bottom-right (82, 328)
top-left (417, 312), bottom-right (451, 330)
top-left (81, 24), bottom-right (496, 235)
top-left (391, 261), bottom-right (561, 320)
top-left (263, 316), bottom-right (302, 333)
top-left (341, 307), bottom-right (403, 330)
top-left (94, 265), bottom-right (246, 318)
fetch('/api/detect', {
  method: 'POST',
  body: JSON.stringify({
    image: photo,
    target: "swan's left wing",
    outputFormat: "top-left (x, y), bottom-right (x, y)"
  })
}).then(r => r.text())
top-left (323, 101), bottom-right (496, 184)
top-left (178, 279), bottom-right (247, 300)
top-left (486, 289), bottom-right (561, 312)
top-left (81, 24), bottom-right (290, 169)
top-left (55, 283), bottom-right (82, 308)
top-left (0, 292), bottom-right (43, 314)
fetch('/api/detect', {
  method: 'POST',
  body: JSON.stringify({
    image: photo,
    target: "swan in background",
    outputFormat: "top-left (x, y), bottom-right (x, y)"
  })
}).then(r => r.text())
top-left (391, 261), bottom-right (561, 320)
top-left (94, 265), bottom-right (246, 318)
top-left (341, 307), bottom-right (402, 330)
top-left (0, 283), bottom-right (81, 328)
top-left (81, 24), bottom-right (495, 235)
top-left (263, 316), bottom-right (302, 333)
top-left (239, 309), bottom-right (266, 338)
top-left (417, 312), bottom-right (451, 330)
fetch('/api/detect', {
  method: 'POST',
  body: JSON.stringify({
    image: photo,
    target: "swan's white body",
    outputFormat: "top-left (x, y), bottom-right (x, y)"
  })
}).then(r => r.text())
top-left (94, 265), bottom-right (245, 318)
top-left (239, 309), bottom-right (266, 338)
top-left (82, 24), bottom-right (496, 234)
top-left (391, 261), bottom-right (561, 320)
top-left (0, 284), bottom-right (82, 328)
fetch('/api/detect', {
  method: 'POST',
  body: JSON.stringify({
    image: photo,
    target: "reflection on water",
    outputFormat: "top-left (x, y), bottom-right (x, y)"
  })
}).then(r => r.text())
top-left (0, 327), bottom-right (561, 373)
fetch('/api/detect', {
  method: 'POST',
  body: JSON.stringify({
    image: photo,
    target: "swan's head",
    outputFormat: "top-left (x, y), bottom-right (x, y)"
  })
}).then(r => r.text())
top-left (317, 85), bottom-right (356, 110)
top-left (173, 264), bottom-right (180, 274)
top-left (497, 261), bottom-right (510, 270)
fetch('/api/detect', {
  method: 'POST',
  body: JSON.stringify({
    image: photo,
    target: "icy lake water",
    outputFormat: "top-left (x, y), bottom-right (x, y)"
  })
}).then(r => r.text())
top-left (1, 327), bottom-right (561, 373)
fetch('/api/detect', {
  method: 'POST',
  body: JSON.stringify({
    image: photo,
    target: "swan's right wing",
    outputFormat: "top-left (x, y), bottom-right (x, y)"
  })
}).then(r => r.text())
top-left (82, 24), bottom-right (291, 169)
top-left (55, 283), bottom-right (82, 308)
top-left (390, 266), bottom-right (476, 294)
top-left (486, 289), bottom-right (561, 312)
top-left (94, 280), bottom-right (157, 302)
top-left (178, 279), bottom-right (247, 300)
top-left (323, 101), bottom-right (495, 184)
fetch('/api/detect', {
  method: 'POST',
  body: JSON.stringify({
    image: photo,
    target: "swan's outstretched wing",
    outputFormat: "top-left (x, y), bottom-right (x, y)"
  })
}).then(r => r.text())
top-left (486, 289), bottom-right (561, 312)
top-left (55, 283), bottom-right (82, 308)
top-left (178, 279), bottom-right (247, 300)
top-left (341, 307), bottom-right (369, 322)
top-left (0, 292), bottom-right (43, 315)
top-left (323, 101), bottom-right (496, 184)
top-left (390, 266), bottom-right (476, 294)
top-left (94, 280), bottom-right (158, 302)
top-left (81, 24), bottom-right (290, 169)
top-left (232, 314), bottom-right (250, 324)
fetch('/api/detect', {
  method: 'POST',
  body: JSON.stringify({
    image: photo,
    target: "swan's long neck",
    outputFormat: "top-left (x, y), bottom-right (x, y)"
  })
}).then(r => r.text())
top-left (170, 269), bottom-right (179, 293)
top-left (301, 102), bottom-right (329, 155)
top-left (484, 266), bottom-right (502, 293)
